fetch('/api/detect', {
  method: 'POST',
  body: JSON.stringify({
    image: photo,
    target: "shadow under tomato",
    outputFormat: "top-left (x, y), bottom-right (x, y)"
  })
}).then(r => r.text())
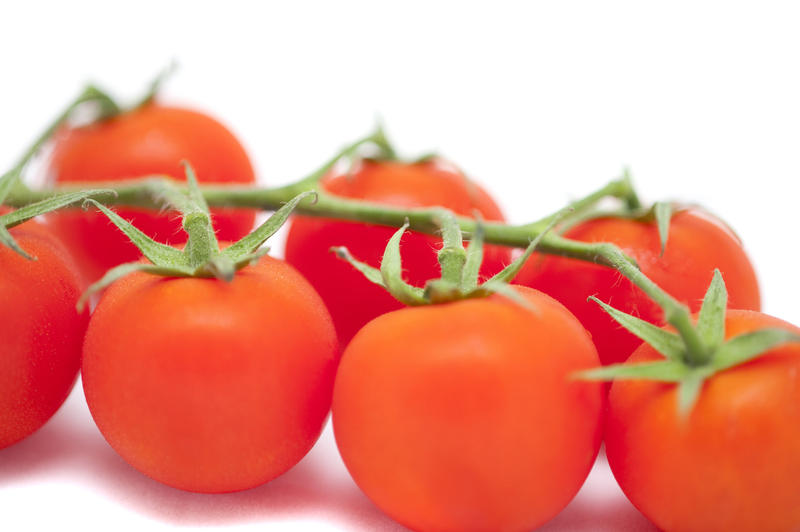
top-left (0, 381), bottom-right (404, 530)
top-left (0, 381), bottom-right (102, 484)
top-left (541, 454), bottom-right (656, 532)
top-left (1, 383), bottom-right (653, 532)
top-left (86, 423), bottom-right (408, 530)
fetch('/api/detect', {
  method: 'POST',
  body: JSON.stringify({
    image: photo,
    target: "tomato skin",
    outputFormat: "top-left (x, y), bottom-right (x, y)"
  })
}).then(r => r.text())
top-left (332, 286), bottom-right (604, 532)
top-left (0, 218), bottom-right (88, 449)
top-left (515, 209), bottom-right (761, 365)
top-left (284, 159), bottom-right (511, 346)
top-left (47, 104), bottom-right (256, 283)
top-left (81, 256), bottom-right (338, 493)
top-left (606, 310), bottom-right (800, 532)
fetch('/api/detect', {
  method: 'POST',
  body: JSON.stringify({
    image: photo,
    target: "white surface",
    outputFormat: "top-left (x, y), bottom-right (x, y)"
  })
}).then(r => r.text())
top-left (1, 1), bottom-right (799, 530)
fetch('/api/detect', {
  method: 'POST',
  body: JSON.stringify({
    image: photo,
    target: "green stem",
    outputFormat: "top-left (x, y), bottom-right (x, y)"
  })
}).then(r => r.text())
top-left (282, 125), bottom-right (397, 194)
top-left (588, 241), bottom-right (708, 363)
top-left (3, 177), bottom-right (630, 258)
top-left (434, 210), bottom-right (467, 284)
top-left (620, 168), bottom-right (642, 210)
top-left (5, 173), bottom-right (703, 354)
top-left (529, 174), bottom-right (640, 230)
top-left (9, 85), bottom-right (119, 177)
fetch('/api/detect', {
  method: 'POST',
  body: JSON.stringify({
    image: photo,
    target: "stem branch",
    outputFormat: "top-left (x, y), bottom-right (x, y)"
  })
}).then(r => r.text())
top-left (5, 170), bottom-right (700, 353)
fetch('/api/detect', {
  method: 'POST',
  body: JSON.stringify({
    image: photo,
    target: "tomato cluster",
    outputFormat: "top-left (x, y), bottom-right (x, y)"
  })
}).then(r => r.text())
top-left (3, 96), bottom-right (798, 532)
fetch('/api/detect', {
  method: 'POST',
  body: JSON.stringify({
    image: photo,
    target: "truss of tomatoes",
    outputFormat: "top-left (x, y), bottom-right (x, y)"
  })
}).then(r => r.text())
top-left (2, 94), bottom-right (798, 532)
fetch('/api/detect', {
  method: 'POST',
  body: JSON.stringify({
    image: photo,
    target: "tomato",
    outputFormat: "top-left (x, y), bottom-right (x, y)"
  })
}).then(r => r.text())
top-left (81, 255), bottom-right (338, 493)
top-left (605, 310), bottom-right (800, 532)
top-left (284, 159), bottom-right (510, 346)
top-left (332, 286), bottom-right (604, 532)
top-left (0, 214), bottom-right (88, 449)
top-left (515, 209), bottom-right (761, 365)
top-left (46, 104), bottom-right (256, 283)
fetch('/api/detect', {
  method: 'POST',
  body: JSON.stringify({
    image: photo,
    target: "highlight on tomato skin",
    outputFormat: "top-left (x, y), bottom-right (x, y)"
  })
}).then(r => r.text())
top-left (45, 103), bottom-right (257, 284)
top-left (0, 218), bottom-right (88, 450)
top-left (604, 309), bottom-right (800, 532)
top-left (81, 255), bottom-right (340, 493)
top-left (514, 208), bottom-right (761, 365)
top-left (284, 158), bottom-right (511, 347)
top-left (331, 286), bottom-right (605, 532)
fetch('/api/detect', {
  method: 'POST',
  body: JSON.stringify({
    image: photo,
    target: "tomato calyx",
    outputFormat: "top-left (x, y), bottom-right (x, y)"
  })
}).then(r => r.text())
top-left (76, 163), bottom-right (314, 309)
top-left (578, 270), bottom-right (800, 414)
top-left (332, 209), bottom-right (556, 308)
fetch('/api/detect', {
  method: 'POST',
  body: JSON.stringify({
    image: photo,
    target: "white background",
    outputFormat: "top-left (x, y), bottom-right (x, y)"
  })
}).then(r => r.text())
top-left (1, 1), bottom-right (798, 531)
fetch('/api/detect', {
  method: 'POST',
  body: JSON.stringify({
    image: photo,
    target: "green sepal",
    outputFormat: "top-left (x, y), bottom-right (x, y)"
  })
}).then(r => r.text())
top-left (223, 191), bottom-right (316, 262)
top-left (229, 246), bottom-right (271, 270)
top-left (379, 222), bottom-right (427, 305)
top-left (590, 296), bottom-right (684, 361)
top-left (331, 221), bottom-right (428, 306)
top-left (131, 62), bottom-right (177, 110)
top-left (460, 218), bottom-right (485, 292)
top-left (330, 246), bottom-right (387, 288)
top-left (696, 269), bottom-right (727, 352)
top-left (0, 225), bottom-right (33, 259)
top-left (0, 188), bottom-right (113, 259)
top-left (83, 199), bottom-right (186, 266)
top-left (654, 202), bottom-right (672, 255)
top-left (77, 261), bottom-right (194, 311)
top-left (199, 254), bottom-right (236, 282)
top-left (711, 328), bottom-right (800, 373)
top-left (576, 358), bottom-right (711, 416)
top-left (677, 373), bottom-right (705, 417)
top-left (576, 359), bottom-right (691, 382)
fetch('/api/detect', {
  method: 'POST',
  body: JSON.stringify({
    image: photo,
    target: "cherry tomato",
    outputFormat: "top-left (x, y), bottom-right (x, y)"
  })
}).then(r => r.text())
top-left (47, 104), bottom-right (256, 283)
top-left (81, 255), bottom-right (338, 493)
top-left (0, 214), bottom-right (88, 449)
top-left (332, 286), bottom-right (604, 532)
top-left (605, 310), bottom-right (800, 532)
top-left (284, 159), bottom-right (510, 345)
top-left (515, 209), bottom-right (761, 365)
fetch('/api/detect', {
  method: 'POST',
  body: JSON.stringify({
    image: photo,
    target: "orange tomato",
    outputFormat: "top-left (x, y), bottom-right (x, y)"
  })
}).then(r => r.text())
top-left (47, 104), bottom-right (256, 283)
top-left (515, 209), bottom-right (760, 364)
top-left (284, 159), bottom-right (510, 346)
top-left (0, 215), bottom-right (88, 448)
top-left (605, 310), bottom-right (800, 532)
top-left (332, 286), bottom-right (604, 532)
top-left (81, 255), bottom-right (338, 493)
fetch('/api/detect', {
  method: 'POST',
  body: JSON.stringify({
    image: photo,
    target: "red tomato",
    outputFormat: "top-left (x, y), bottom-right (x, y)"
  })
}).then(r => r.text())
top-left (81, 255), bottom-right (338, 493)
top-left (47, 104), bottom-right (256, 283)
top-left (0, 214), bottom-right (88, 449)
top-left (605, 310), bottom-right (800, 532)
top-left (515, 209), bottom-right (761, 365)
top-left (332, 286), bottom-right (604, 532)
top-left (284, 159), bottom-right (510, 345)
